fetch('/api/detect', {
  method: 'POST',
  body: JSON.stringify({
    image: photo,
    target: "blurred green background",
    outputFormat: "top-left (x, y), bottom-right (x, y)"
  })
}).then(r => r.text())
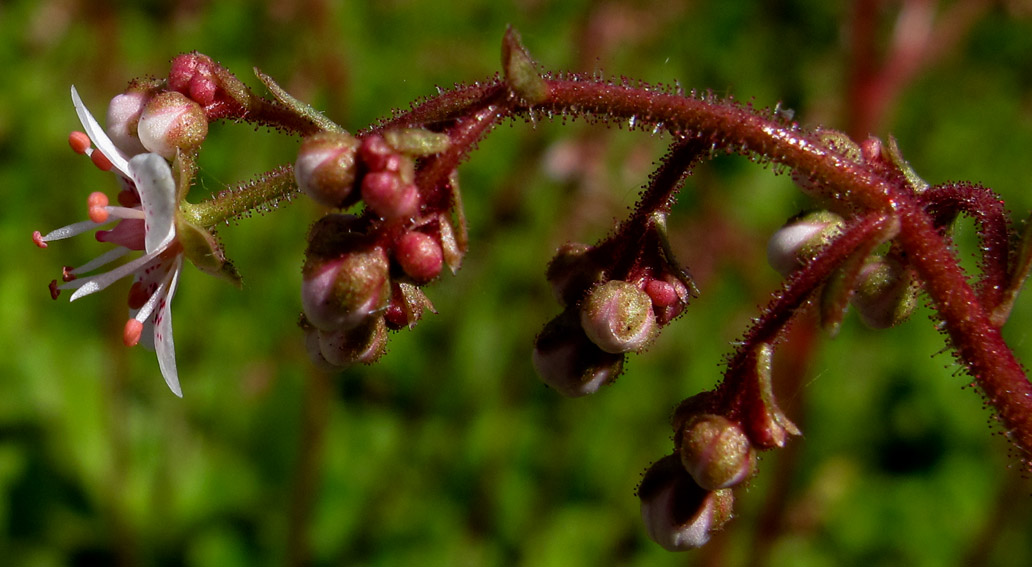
top-left (4, 1), bottom-right (1032, 565)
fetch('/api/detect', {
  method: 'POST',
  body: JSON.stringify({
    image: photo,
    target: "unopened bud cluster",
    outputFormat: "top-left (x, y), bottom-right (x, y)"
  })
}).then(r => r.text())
top-left (297, 129), bottom-right (460, 369)
top-left (103, 78), bottom-right (209, 160)
top-left (533, 237), bottom-right (692, 397)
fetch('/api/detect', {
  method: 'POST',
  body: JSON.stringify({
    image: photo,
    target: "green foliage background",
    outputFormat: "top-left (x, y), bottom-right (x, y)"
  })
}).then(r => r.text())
top-left (3, 1), bottom-right (1032, 565)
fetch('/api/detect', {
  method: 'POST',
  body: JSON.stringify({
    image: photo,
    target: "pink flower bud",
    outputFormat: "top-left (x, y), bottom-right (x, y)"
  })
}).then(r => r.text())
top-left (137, 91), bottom-right (208, 159)
top-left (169, 53), bottom-right (218, 106)
top-left (395, 231), bottom-right (443, 283)
top-left (295, 131), bottom-right (361, 208)
top-left (361, 172), bottom-right (420, 220)
top-left (579, 280), bottom-right (657, 354)
top-left (302, 238), bottom-right (391, 331)
top-left (851, 257), bottom-right (917, 329)
top-left (678, 415), bottom-right (755, 490)
top-left (358, 134), bottom-right (397, 172)
top-left (532, 310), bottom-right (624, 397)
top-left (638, 454), bottom-right (734, 551)
top-left (645, 275), bottom-right (690, 326)
top-left (106, 91), bottom-right (151, 156)
top-left (766, 210), bottom-right (844, 276)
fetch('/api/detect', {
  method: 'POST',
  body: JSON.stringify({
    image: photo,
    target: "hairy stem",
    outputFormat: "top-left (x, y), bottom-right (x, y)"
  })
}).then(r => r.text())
top-left (180, 165), bottom-right (299, 228)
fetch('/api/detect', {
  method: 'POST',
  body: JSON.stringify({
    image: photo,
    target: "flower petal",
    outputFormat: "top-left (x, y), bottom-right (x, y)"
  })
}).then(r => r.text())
top-left (71, 86), bottom-right (130, 175)
top-left (154, 256), bottom-right (184, 397)
top-left (127, 153), bottom-right (177, 254)
top-left (66, 251), bottom-right (159, 301)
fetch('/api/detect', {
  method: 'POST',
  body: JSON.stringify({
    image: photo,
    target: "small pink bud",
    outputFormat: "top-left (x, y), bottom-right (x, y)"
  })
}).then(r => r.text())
top-left (137, 91), bottom-right (208, 158)
top-left (646, 275), bottom-right (690, 326)
top-left (358, 134), bottom-right (397, 172)
top-left (766, 210), bottom-right (844, 276)
top-left (395, 231), bottom-right (444, 283)
top-left (532, 310), bottom-right (624, 397)
top-left (638, 454), bottom-right (734, 551)
top-left (678, 415), bottom-right (755, 490)
top-left (579, 280), bottom-right (657, 354)
top-left (106, 91), bottom-right (150, 156)
top-left (302, 236), bottom-right (391, 331)
top-left (361, 173), bottom-right (420, 220)
top-left (295, 131), bottom-right (361, 208)
top-left (169, 53), bottom-right (218, 106)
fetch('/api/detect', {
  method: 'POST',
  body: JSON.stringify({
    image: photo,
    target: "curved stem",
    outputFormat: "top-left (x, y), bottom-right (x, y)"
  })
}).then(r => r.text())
top-left (894, 195), bottom-right (1032, 463)
top-left (500, 74), bottom-right (1032, 464)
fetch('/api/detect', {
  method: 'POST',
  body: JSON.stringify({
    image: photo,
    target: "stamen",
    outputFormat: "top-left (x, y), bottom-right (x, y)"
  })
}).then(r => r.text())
top-left (32, 230), bottom-right (48, 248)
top-left (87, 191), bottom-right (110, 223)
top-left (91, 150), bottom-right (114, 172)
top-left (69, 131), bottom-right (91, 155)
top-left (62, 266), bottom-right (76, 282)
top-left (123, 319), bottom-right (144, 347)
top-left (49, 280), bottom-right (61, 300)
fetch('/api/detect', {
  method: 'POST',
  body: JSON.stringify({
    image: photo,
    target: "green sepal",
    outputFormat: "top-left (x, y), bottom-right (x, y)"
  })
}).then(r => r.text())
top-left (649, 212), bottom-right (700, 298)
top-left (885, 135), bottom-right (929, 193)
top-left (814, 128), bottom-right (862, 163)
top-left (172, 152), bottom-right (197, 203)
top-left (439, 171), bottom-right (468, 274)
top-left (253, 68), bottom-right (346, 134)
top-left (383, 128), bottom-right (451, 157)
top-left (502, 26), bottom-right (548, 104)
top-left (176, 216), bottom-right (242, 287)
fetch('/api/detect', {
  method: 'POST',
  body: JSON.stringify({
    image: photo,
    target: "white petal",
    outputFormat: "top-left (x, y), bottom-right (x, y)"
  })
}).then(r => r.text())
top-left (154, 256), bottom-right (183, 397)
top-left (71, 86), bottom-right (130, 174)
top-left (66, 250), bottom-right (159, 300)
top-left (127, 154), bottom-right (177, 254)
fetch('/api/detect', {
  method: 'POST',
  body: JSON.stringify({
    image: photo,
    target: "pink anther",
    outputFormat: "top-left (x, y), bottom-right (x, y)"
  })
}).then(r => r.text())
top-left (68, 131), bottom-right (91, 155)
top-left (90, 150), bottom-right (114, 171)
top-left (123, 319), bottom-right (144, 347)
top-left (32, 230), bottom-right (48, 248)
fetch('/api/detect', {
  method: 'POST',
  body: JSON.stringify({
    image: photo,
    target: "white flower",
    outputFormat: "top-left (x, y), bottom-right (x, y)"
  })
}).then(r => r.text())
top-left (34, 86), bottom-right (185, 397)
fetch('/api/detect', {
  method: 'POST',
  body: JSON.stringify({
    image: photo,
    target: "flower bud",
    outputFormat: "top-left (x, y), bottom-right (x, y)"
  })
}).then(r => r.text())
top-left (170, 53), bottom-right (219, 106)
top-left (137, 91), bottom-right (208, 159)
top-left (678, 415), bottom-right (755, 490)
top-left (767, 210), bottom-right (844, 276)
top-left (532, 309), bottom-right (624, 397)
top-left (302, 237), bottom-right (391, 331)
top-left (579, 280), bottom-right (657, 354)
top-left (361, 172), bottom-right (420, 220)
top-left (317, 316), bottom-right (388, 368)
top-left (395, 230), bottom-right (444, 283)
top-left (295, 131), bottom-right (361, 208)
top-left (850, 257), bottom-right (918, 329)
top-left (358, 134), bottom-right (398, 172)
top-left (545, 243), bottom-right (605, 306)
top-left (106, 91), bottom-right (151, 156)
top-left (638, 454), bottom-right (734, 551)
top-left (645, 275), bottom-right (690, 326)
